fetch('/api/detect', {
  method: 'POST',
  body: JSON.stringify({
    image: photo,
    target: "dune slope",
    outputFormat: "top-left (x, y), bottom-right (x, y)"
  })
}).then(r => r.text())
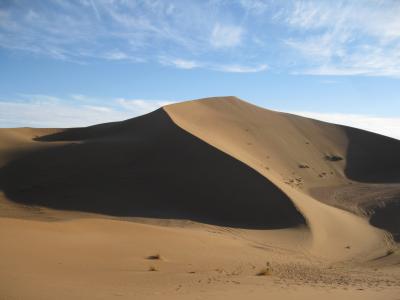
top-left (1, 96), bottom-right (400, 300)
top-left (164, 96), bottom-right (400, 259)
top-left (0, 108), bottom-right (305, 229)
top-left (1, 97), bottom-right (399, 256)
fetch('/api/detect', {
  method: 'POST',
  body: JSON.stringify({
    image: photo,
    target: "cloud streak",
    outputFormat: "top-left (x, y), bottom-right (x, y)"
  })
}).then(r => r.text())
top-left (0, 1), bottom-right (256, 72)
top-left (1, 1), bottom-right (400, 77)
top-left (282, 0), bottom-right (400, 77)
top-left (159, 56), bottom-right (267, 73)
top-left (0, 94), bottom-right (173, 128)
top-left (293, 111), bottom-right (400, 140)
top-left (210, 23), bottom-right (243, 48)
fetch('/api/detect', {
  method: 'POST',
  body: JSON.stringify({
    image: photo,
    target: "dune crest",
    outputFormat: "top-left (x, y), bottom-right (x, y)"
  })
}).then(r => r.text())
top-left (1, 97), bottom-right (400, 299)
top-left (0, 108), bottom-right (306, 229)
top-left (164, 96), bottom-right (399, 260)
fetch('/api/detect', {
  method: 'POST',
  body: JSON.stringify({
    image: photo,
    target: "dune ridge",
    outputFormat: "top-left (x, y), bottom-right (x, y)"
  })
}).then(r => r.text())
top-left (165, 96), bottom-right (400, 260)
top-left (0, 108), bottom-right (305, 228)
top-left (1, 96), bottom-right (400, 299)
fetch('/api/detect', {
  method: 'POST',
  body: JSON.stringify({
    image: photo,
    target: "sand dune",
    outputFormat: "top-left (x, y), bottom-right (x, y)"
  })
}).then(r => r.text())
top-left (0, 96), bottom-right (399, 299)
top-left (0, 109), bottom-right (304, 228)
top-left (165, 97), bottom-right (400, 255)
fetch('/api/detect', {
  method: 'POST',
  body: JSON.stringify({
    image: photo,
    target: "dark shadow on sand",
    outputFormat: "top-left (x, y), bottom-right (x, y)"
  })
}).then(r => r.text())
top-left (370, 200), bottom-right (400, 242)
top-left (344, 126), bottom-right (400, 240)
top-left (0, 109), bottom-right (305, 229)
top-left (344, 127), bottom-right (400, 183)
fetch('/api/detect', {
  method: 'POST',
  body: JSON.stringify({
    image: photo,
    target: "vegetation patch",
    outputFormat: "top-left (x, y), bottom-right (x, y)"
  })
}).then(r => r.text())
top-left (324, 154), bottom-right (343, 162)
top-left (256, 262), bottom-right (272, 276)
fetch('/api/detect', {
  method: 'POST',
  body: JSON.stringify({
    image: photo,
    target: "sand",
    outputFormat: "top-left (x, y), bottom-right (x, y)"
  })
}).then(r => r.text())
top-left (0, 96), bottom-right (399, 299)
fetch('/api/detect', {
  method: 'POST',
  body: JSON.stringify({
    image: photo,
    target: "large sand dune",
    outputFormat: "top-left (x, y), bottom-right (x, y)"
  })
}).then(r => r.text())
top-left (0, 96), bottom-right (399, 299)
top-left (0, 108), bottom-right (305, 228)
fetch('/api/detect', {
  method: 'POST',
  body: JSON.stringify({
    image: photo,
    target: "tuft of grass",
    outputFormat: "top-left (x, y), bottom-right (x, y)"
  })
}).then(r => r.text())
top-left (386, 249), bottom-right (395, 256)
top-left (324, 154), bottom-right (343, 162)
top-left (256, 262), bottom-right (272, 276)
top-left (147, 254), bottom-right (161, 260)
top-left (298, 163), bottom-right (310, 169)
top-left (256, 268), bottom-right (271, 276)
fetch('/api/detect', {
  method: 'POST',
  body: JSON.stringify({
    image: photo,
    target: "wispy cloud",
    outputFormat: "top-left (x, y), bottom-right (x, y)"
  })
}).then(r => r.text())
top-left (159, 57), bottom-right (201, 70)
top-left (282, 0), bottom-right (400, 77)
top-left (239, 0), bottom-right (269, 14)
top-left (159, 56), bottom-right (267, 73)
top-left (1, 1), bottom-right (400, 77)
top-left (115, 98), bottom-right (175, 115)
top-left (0, 99), bottom-right (127, 128)
top-left (88, 0), bottom-right (101, 21)
top-left (0, 1), bottom-right (254, 71)
top-left (103, 50), bottom-right (130, 61)
top-left (0, 94), bottom-right (173, 128)
top-left (213, 63), bottom-right (267, 73)
top-left (293, 111), bottom-right (400, 140)
top-left (210, 23), bottom-right (244, 48)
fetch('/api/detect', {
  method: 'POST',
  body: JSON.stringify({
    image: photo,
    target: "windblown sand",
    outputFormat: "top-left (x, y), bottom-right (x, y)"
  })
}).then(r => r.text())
top-left (0, 97), bottom-right (399, 299)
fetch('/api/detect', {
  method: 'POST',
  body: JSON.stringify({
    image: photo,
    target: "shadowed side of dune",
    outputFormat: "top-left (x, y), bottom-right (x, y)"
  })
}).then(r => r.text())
top-left (369, 200), bottom-right (400, 242)
top-left (344, 126), bottom-right (400, 183)
top-left (0, 108), bottom-right (305, 229)
top-left (344, 126), bottom-right (400, 241)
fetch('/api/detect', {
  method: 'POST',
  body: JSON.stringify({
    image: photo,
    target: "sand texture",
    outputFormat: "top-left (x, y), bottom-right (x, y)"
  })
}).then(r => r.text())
top-left (1, 97), bottom-right (399, 299)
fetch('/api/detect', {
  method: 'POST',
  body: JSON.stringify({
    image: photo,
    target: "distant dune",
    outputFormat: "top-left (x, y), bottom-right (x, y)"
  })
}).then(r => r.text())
top-left (1, 97), bottom-right (399, 299)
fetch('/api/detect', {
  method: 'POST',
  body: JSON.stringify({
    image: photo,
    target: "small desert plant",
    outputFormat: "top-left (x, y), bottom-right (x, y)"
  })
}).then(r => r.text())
top-left (298, 163), bottom-right (310, 169)
top-left (386, 249), bottom-right (395, 256)
top-left (324, 154), bottom-right (343, 162)
top-left (256, 262), bottom-right (272, 276)
top-left (256, 268), bottom-right (271, 276)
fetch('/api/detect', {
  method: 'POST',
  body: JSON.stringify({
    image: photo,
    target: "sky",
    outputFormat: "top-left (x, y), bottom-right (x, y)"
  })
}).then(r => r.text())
top-left (0, 0), bottom-right (400, 139)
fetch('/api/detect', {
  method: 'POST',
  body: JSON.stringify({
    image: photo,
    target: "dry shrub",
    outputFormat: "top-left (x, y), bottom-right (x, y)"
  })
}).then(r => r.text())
top-left (256, 262), bottom-right (272, 276)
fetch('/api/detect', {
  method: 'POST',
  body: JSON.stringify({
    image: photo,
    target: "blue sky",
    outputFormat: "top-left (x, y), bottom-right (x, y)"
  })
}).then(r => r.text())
top-left (1, 0), bottom-right (400, 138)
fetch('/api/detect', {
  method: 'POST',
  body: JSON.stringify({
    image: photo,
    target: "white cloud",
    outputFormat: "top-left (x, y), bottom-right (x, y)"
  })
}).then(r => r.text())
top-left (285, 1), bottom-right (334, 29)
top-left (210, 23), bottom-right (244, 48)
top-left (293, 111), bottom-right (400, 140)
top-left (0, 2), bottom-right (198, 62)
top-left (116, 98), bottom-right (175, 115)
top-left (284, 1), bottom-right (400, 40)
top-left (0, 100), bottom-right (128, 128)
top-left (285, 31), bottom-right (348, 60)
top-left (1, 1), bottom-right (400, 77)
top-left (88, 0), bottom-right (101, 21)
top-left (83, 105), bottom-right (113, 113)
top-left (159, 56), bottom-right (266, 73)
top-left (70, 94), bottom-right (91, 101)
top-left (239, 0), bottom-right (269, 14)
top-left (171, 59), bottom-right (200, 69)
top-left (161, 58), bottom-right (201, 70)
top-left (104, 50), bottom-right (130, 60)
top-left (282, 0), bottom-right (400, 77)
top-left (214, 63), bottom-right (267, 73)
top-left (0, 95), bottom-right (174, 128)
